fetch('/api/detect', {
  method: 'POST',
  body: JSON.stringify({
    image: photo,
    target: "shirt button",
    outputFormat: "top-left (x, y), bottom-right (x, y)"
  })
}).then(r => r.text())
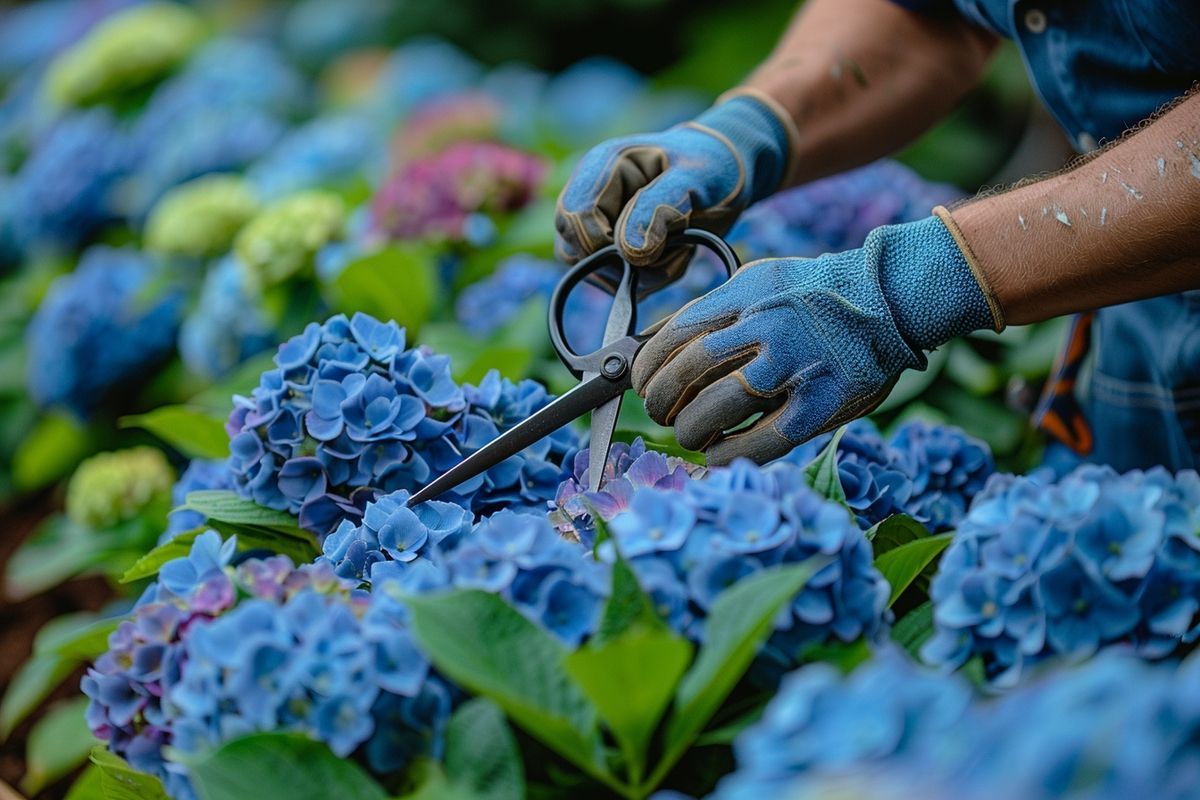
top-left (1024, 8), bottom-right (1048, 33)
top-left (1077, 132), bottom-right (1098, 151)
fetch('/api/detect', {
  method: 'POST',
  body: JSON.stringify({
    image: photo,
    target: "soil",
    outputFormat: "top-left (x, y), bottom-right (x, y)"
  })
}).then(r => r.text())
top-left (0, 496), bottom-right (115, 799)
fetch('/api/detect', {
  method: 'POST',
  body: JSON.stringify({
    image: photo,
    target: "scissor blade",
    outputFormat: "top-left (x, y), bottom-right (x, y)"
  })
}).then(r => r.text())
top-left (407, 373), bottom-right (627, 506)
top-left (586, 394), bottom-right (623, 493)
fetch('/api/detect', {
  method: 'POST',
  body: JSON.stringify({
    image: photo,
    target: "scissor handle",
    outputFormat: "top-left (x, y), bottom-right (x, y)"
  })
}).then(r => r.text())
top-left (548, 229), bottom-right (740, 377)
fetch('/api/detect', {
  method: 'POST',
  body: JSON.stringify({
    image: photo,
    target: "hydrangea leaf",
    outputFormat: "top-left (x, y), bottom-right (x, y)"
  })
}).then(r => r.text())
top-left (874, 533), bottom-right (953, 606)
top-left (64, 764), bottom-right (104, 800)
top-left (181, 490), bottom-right (305, 531)
top-left (891, 600), bottom-right (935, 658)
top-left (865, 514), bottom-right (931, 557)
top-left (403, 590), bottom-right (605, 782)
top-left (329, 245), bottom-right (437, 334)
top-left (873, 345), bottom-right (949, 414)
top-left (22, 697), bottom-right (95, 795)
top-left (444, 699), bottom-right (525, 800)
top-left (12, 412), bottom-right (94, 491)
top-left (459, 345), bottom-right (534, 386)
top-left (89, 747), bottom-right (170, 800)
top-left (187, 350), bottom-right (278, 415)
top-left (658, 557), bottom-right (831, 784)
top-left (1, 614), bottom-right (120, 737)
top-left (565, 625), bottom-right (693, 784)
top-left (183, 733), bottom-right (387, 800)
top-left (120, 405), bottom-right (230, 460)
top-left (593, 559), bottom-right (665, 645)
top-left (802, 426), bottom-right (847, 505)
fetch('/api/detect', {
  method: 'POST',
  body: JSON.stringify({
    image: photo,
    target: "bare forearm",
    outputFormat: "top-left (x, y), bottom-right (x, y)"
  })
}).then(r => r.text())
top-left (954, 90), bottom-right (1200, 325)
top-left (743, 0), bottom-right (997, 185)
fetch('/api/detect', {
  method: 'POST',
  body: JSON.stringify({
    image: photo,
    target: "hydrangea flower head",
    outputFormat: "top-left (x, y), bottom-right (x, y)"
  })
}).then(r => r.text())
top-left (605, 460), bottom-right (891, 661)
top-left (368, 38), bottom-right (482, 123)
top-left (227, 314), bottom-right (574, 535)
top-left (178, 255), bottom-right (274, 379)
top-left (923, 464), bottom-right (1200, 685)
top-left (67, 446), bottom-right (175, 529)
top-left (26, 246), bottom-right (184, 417)
top-left (370, 141), bottom-right (546, 243)
top-left (10, 108), bottom-right (128, 252)
top-left (84, 532), bottom-right (450, 798)
top-left (234, 190), bottom-right (345, 289)
top-left (45, 2), bottom-right (206, 107)
top-left (144, 175), bottom-right (260, 259)
top-left (247, 113), bottom-right (385, 201)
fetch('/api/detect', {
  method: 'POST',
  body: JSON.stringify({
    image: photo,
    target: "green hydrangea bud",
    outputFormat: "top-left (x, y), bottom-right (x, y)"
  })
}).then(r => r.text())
top-left (234, 190), bottom-right (345, 289)
top-left (66, 446), bottom-right (175, 529)
top-left (47, 3), bottom-right (207, 107)
top-left (144, 175), bottom-right (260, 259)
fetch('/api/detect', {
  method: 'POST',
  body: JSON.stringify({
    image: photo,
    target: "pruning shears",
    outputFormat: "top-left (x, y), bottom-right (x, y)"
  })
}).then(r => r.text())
top-left (408, 229), bottom-right (740, 505)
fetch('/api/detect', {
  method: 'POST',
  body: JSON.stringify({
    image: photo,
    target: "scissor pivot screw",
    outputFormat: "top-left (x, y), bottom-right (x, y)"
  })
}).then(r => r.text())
top-left (602, 354), bottom-right (627, 378)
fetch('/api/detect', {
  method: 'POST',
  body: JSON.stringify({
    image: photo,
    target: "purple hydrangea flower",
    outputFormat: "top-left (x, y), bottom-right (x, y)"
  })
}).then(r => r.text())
top-left (923, 464), bottom-right (1200, 686)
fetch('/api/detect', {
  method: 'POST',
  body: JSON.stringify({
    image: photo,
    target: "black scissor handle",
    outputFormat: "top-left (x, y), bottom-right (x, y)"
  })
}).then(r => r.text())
top-left (548, 228), bottom-right (741, 377)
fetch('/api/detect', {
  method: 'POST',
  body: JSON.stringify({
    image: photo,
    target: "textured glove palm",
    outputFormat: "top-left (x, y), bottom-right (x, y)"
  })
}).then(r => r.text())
top-left (631, 215), bottom-right (1002, 464)
top-left (555, 93), bottom-right (793, 290)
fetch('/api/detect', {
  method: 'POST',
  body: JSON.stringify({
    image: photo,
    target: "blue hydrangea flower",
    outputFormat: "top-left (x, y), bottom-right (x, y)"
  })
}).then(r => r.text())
top-left (540, 57), bottom-right (645, 147)
top-left (85, 532), bottom-right (451, 799)
top-left (227, 314), bottom-right (576, 536)
top-left (608, 460), bottom-right (891, 665)
top-left (454, 255), bottom-right (561, 338)
top-left (26, 246), bottom-right (184, 417)
top-left (715, 649), bottom-right (1200, 800)
top-left (178, 255), bottom-right (275, 380)
top-left (367, 38), bottom-right (482, 125)
top-left (923, 465), bottom-right (1200, 686)
top-left (125, 38), bottom-right (306, 214)
top-left (163, 460), bottom-right (235, 542)
top-left (247, 114), bottom-right (386, 201)
top-left (10, 108), bottom-right (129, 252)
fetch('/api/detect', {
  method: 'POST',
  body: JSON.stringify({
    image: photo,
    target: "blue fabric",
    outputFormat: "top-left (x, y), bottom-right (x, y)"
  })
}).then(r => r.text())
top-left (555, 95), bottom-right (790, 272)
top-left (899, 0), bottom-right (1200, 471)
top-left (631, 216), bottom-right (993, 464)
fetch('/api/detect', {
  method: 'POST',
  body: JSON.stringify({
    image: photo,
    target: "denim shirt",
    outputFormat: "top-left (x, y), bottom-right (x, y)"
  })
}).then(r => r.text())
top-left (895, 0), bottom-right (1200, 470)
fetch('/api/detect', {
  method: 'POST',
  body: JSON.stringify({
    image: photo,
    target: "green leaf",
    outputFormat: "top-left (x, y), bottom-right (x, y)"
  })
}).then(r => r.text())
top-left (657, 558), bottom-right (830, 786)
top-left (121, 529), bottom-right (202, 582)
top-left (23, 697), bottom-right (97, 795)
top-left (121, 405), bottom-right (229, 460)
top-left (459, 346), bottom-right (534, 386)
top-left (892, 600), bottom-right (936, 658)
top-left (803, 427), bottom-right (847, 505)
top-left (865, 514), bottom-right (931, 557)
top-left (329, 245), bottom-right (438, 334)
top-left (444, 699), bottom-right (525, 800)
top-left (2, 614), bottom-right (121, 739)
top-left (182, 491), bottom-right (304, 531)
top-left (946, 341), bottom-right (1002, 396)
top-left (565, 626), bottom-right (692, 782)
top-left (403, 590), bottom-right (602, 777)
top-left (692, 704), bottom-right (765, 748)
top-left (90, 747), bottom-right (170, 800)
top-left (13, 412), bottom-right (94, 491)
top-left (0, 655), bottom-right (75, 739)
top-left (5, 514), bottom-right (104, 600)
top-left (874, 345), bottom-right (950, 414)
top-left (801, 638), bottom-right (872, 672)
top-left (593, 559), bottom-right (666, 645)
top-left (186, 733), bottom-right (387, 800)
top-left (189, 350), bottom-right (278, 415)
top-left (205, 521), bottom-right (320, 565)
top-left (874, 533), bottom-right (953, 606)
top-left (65, 764), bottom-right (105, 800)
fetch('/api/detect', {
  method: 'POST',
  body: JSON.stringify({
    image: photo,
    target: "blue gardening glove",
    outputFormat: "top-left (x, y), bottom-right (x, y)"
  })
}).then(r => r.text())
top-left (631, 211), bottom-right (1005, 465)
top-left (555, 90), bottom-right (796, 291)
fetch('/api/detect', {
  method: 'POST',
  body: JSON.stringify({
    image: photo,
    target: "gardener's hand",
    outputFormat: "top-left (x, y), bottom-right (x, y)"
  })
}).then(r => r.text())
top-left (555, 90), bottom-right (796, 290)
top-left (631, 212), bottom-right (1005, 465)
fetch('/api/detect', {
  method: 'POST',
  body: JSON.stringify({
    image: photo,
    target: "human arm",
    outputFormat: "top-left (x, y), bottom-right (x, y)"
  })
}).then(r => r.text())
top-left (554, 0), bottom-right (998, 271)
top-left (632, 90), bottom-right (1200, 464)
